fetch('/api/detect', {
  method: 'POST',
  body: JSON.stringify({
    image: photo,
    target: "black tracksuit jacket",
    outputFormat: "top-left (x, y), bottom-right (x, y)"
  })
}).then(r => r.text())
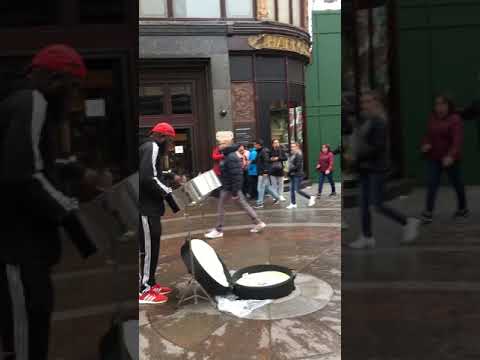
top-left (138, 137), bottom-right (177, 217)
top-left (0, 89), bottom-right (92, 265)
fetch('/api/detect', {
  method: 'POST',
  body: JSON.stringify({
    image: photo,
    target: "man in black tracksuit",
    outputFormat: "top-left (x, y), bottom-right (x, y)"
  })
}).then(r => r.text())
top-left (138, 122), bottom-right (181, 304)
top-left (0, 45), bottom-right (97, 360)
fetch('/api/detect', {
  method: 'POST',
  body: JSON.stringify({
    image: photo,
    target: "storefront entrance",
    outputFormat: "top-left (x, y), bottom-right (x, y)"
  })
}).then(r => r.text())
top-left (139, 61), bottom-right (213, 176)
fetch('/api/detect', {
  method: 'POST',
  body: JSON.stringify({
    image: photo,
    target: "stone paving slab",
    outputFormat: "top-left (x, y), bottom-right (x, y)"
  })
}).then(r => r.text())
top-left (140, 191), bottom-right (341, 360)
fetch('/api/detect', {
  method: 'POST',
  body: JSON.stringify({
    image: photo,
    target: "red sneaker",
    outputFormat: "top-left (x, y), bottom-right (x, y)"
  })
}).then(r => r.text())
top-left (139, 289), bottom-right (168, 304)
top-left (151, 284), bottom-right (173, 295)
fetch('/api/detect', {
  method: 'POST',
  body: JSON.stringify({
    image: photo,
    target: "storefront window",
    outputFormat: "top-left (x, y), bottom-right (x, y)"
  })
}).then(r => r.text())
top-left (139, 85), bottom-right (165, 115)
top-left (266, 0), bottom-right (276, 20)
top-left (173, 0), bottom-right (221, 18)
top-left (140, 0), bottom-right (167, 17)
top-left (171, 84), bottom-right (192, 114)
top-left (226, 0), bottom-right (253, 18)
top-left (292, 0), bottom-right (302, 27)
top-left (256, 56), bottom-right (286, 81)
top-left (277, 0), bottom-right (291, 24)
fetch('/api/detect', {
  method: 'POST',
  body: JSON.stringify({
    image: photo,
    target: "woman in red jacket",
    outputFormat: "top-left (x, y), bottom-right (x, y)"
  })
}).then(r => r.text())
top-left (316, 144), bottom-right (337, 197)
top-left (421, 95), bottom-right (469, 223)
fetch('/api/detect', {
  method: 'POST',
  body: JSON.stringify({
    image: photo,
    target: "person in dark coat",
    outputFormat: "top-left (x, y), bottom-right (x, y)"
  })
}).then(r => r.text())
top-left (205, 137), bottom-right (265, 239)
top-left (286, 143), bottom-right (316, 209)
top-left (254, 139), bottom-right (281, 209)
top-left (269, 139), bottom-right (288, 201)
top-left (348, 90), bottom-right (420, 249)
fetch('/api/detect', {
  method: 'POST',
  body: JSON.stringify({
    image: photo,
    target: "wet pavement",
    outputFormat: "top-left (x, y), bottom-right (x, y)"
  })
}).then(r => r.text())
top-left (342, 186), bottom-right (480, 359)
top-left (140, 185), bottom-right (341, 360)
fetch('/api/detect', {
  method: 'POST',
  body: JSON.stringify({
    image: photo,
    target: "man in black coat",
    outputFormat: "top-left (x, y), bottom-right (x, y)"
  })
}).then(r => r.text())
top-left (205, 137), bottom-right (265, 239)
top-left (254, 139), bottom-right (281, 209)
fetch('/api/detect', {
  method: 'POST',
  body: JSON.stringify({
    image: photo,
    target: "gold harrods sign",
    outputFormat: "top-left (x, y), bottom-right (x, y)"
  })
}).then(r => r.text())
top-left (248, 34), bottom-right (310, 58)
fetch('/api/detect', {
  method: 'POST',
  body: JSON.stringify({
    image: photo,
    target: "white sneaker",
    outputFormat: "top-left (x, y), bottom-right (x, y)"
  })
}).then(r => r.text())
top-left (286, 203), bottom-right (297, 209)
top-left (205, 229), bottom-right (223, 239)
top-left (308, 196), bottom-right (316, 207)
top-left (401, 217), bottom-right (421, 244)
top-left (280, 196), bottom-right (287, 202)
top-left (251, 222), bottom-right (267, 233)
top-left (348, 235), bottom-right (375, 249)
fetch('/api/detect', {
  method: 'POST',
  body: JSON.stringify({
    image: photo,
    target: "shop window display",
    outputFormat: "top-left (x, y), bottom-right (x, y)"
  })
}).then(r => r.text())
top-left (342, 0), bottom-right (395, 181)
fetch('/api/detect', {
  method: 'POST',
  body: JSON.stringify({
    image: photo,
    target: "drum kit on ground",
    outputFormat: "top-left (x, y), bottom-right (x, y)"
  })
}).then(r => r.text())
top-left (173, 171), bottom-right (297, 308)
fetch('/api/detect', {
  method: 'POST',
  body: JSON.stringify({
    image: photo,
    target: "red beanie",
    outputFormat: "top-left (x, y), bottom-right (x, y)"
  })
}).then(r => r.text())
top-left (30, 44), bottom-right (87, 79)
top-left (152, 122), bottom-right (176, 137)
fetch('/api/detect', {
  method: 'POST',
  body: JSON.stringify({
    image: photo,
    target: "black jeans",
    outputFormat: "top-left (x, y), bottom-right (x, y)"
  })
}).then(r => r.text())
top-left (318, 172), bottom-right (336, 195)
top-left (247, 175), bottom-right (258, 199)
top-left (359, 171), bottom-right (407, 238)
top-left (139, 215), bottom-right (162, 292)
top-left (425, 160), bottom-right (467, 213)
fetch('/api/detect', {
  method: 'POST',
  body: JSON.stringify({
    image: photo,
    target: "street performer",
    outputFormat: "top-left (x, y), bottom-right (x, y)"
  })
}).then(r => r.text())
top-left (139, 122), bottom-right (184, 304)
top-left (0, 44), bottom-right (101, 360)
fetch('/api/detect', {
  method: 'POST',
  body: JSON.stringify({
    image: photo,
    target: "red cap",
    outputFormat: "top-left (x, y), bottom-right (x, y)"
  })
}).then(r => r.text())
top-left (30, 44), bottom-right (87, 79)
top-left (152, 122), bottom-right (176, 137)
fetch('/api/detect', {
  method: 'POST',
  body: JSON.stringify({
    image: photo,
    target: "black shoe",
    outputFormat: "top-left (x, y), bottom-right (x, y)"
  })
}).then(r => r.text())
top-left (272, 199), bottom-right (280, 205)
top-left (453, 209), bottom-right (470, 219)
top-left (420, 211), bottom-right (433, 224)
top-left (254, 204), bottom-right (264, 209)
top-left (317, 193), bottom-right (322, 198)
top-left (329, 192), bottom-right (337, 197)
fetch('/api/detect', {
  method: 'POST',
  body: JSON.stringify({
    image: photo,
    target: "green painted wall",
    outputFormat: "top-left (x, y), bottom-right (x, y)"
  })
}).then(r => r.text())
top-left (397, 0), bottom-right (480, 184)
top-left (306, 10), bottom-right (341, 182)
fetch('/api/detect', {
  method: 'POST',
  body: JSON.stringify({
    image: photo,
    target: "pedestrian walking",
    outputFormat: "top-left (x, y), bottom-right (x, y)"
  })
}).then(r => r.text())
top-left (270, 139), bottom-right (288, 202)
top-left (286, 143), bottom-right (316, 209)
top-left (254, 139), bottom-right (282, 209)
top-left (247, 144), bottom-right (259, 200)
top-left (348, 90), bottom-right (420, 249)
top-left (238, 144), bottom-right (250, 196)
top-left (0, 44), bottom-right (99, 360)
top-left (316, 144), bottom-right (337, 197)
top-left (420, 95), bottom-right (469, 223)
top-left (205, 136), bottom-right (266, 239)
top-left (210, 143), bottom-right (224, 198)
top-left (138, 122), bottom-right (184, 304)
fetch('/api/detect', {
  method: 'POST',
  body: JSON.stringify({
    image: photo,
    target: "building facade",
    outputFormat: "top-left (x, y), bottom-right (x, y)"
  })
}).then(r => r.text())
top-left (139, 0), bottom-right (311, 177)
top-left (305, 9), bottom-right (341, 182)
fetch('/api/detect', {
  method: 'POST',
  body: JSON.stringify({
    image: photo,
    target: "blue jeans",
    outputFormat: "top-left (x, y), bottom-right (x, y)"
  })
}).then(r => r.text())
top-left (290, 176), bottom-right (311, 205)
top-left (256, 175), bottom-right (280, 205)
top-left (425, 160), bottom-right (467, 213)
top-left (359, 172), bottom-right (407, 238)
top-left (318, 172), bottom-right (336, 195)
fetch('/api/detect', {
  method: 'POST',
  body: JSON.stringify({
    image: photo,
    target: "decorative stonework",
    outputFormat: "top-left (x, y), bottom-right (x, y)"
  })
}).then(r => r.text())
top-left (257, 0), bottom-right (269, 20)
top-left (248, 34), bottom-right (310, 58)
top-left (231, 83), bottom-right (256, 123)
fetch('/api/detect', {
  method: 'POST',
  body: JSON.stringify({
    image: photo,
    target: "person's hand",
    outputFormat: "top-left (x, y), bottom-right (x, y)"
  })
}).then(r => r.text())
top-left (325, 170), bottom-right (331, 175)
top-left (231, 193), bottom-right (240, 200)
top-left (442, 155), bottom-right (454, 167)
top-left (316, 165), bottom-right (321, 169)
top-left (174, 175), bottom-right (187, 184)
top-left (271, 157), bottom-right (278, 161)
top-left (421, 144), bottom-right (432, 153)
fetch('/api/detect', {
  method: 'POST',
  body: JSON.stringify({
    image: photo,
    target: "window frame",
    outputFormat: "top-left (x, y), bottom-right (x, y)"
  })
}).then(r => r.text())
top-left (139, 0), bottom-right (257, 21)
top-left (138, 0), bottom-right (304, 26)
